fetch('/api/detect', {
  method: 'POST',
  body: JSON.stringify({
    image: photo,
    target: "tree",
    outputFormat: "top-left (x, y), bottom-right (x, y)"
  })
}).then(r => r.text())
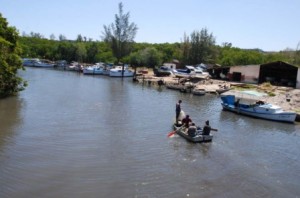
top-left (180, 32), bottom-right (190, 66)
top-left (0, 13), bottom-right (27, 98)
top-left (140, 47), bottom-right (162, 68)
top-left (76, 34), bottom-right (83, 42)
top-left (59, 34), bottom-right (67, 41)
top-left (102, 2), bottom-right (138, 63)
top-left (50, 33), bottom-right (56, 40)
top-left (188, 28), bottom-right (216, 65)
top-left (294, 42), bottom-right (300, 65)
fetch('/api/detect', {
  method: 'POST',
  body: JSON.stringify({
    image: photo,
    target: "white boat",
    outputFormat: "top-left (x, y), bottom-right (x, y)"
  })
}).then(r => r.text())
top-left (220, 91), bottom-right (297, 123)
top-left (173, 66), bottom-right (195, 78)
top-left (109, 66), bottom-right (134, 77)
top-left (83, 63), bottom-right (105, 75)
top-left (22, 58), bottom-right (54, 67)
top-left (186, 65), bottom-right (210, 79)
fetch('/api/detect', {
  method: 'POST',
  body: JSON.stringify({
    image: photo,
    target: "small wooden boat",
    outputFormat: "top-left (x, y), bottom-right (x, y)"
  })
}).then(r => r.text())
top-left (173, 124), bottom-right (213, 143)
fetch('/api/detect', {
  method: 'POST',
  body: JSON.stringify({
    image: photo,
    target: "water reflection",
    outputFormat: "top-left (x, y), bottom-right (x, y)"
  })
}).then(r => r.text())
top-left (0, 96), bottom-right (23, 152)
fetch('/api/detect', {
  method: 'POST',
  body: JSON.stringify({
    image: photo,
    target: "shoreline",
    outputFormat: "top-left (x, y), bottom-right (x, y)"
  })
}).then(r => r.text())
top-left (134, 72), bottom-right (300, 122)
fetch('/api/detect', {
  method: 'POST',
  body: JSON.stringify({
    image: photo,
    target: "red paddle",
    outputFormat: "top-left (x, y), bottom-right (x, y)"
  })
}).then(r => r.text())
top-left (167, 130), bottom-right (176, 137)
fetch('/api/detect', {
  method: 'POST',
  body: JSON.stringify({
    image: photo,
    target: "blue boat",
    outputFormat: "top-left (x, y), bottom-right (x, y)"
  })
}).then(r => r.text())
top-left (220, 93), bottom-right (296, 123)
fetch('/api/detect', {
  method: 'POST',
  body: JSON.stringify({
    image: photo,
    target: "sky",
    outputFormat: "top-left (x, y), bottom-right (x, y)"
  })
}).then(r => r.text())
top-left (1, 0), bottom-right (300, 51)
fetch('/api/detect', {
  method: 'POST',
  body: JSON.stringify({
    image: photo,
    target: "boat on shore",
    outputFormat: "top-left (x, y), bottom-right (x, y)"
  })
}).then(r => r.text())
top-left (220, 92), bottom-right (297, 123)
top-left (173, 124), bottom-right (213, 143)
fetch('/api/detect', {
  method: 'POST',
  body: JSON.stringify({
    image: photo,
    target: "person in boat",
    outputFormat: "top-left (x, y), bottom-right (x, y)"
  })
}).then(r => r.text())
top-left (182, 115), bottom-right (192, 128)
top-left (187, 122), bottom-right (197, 137)
top-left (175, 100), bottom-right (182, 125)
top-left (202, 120), bottom-right (211, 136)
top-left (256, 100), bottom-right (265, 105)
top-left (234, 99), bottom-right (240, 107)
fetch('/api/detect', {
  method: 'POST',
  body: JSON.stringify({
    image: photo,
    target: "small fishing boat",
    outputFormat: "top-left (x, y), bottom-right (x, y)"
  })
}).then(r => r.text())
top-left (173, 124), bottom-right (213, 143)
top-left (192, 88), bottom-right (206, 96)
top-left (220, 92), bottom-right (297, 123)
top-left (83, 65), bottom-right (104, 75)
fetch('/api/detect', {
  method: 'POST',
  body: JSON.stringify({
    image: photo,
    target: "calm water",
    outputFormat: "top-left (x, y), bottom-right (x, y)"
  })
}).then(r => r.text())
top-left (1, 68), bottom-right (300, 198)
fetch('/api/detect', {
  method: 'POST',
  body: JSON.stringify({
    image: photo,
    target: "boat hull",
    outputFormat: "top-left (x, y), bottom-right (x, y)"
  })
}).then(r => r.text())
top-left (173, 124), bottom-right (213, 143)
top-left (109, 71), bottom-right (134, 77)
top-left (222, 103), bottom-right (296, 123)
top-left (83, 68), bottom-right (104, 75)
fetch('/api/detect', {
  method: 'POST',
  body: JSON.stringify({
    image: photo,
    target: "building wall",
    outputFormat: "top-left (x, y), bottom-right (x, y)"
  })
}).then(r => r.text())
top-left (297, 69), bottom-right (300, 89)
top-left (229, 65), bottom-right (260, 83)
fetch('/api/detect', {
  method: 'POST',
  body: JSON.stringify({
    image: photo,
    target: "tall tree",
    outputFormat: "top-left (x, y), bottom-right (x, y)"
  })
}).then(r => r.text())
top-left (188, 28), bottom-right (216, 65)
top-left (0, 13), bottom-right (27, 98)
top-left (102, 2), bottom-right (138, 63)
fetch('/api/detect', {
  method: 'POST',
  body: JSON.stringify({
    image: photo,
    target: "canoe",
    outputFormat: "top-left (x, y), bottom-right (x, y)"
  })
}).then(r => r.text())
top-left (173, 124), bottom-right (213, 143)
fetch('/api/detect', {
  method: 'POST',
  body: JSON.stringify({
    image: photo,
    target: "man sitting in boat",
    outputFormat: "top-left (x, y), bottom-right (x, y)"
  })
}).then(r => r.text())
top-left (187, 122), bottom-right (197, 137)
top-left (182, 115), bottom-right (192, 128)
top-left (202, 120), bottom-right (211, 136)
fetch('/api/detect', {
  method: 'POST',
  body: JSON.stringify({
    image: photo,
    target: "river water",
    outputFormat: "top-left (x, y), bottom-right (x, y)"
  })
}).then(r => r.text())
top-left (1, 67), bottom-right (300, 198)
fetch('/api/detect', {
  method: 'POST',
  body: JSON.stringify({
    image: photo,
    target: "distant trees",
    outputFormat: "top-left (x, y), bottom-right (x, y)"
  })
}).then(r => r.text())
top-left (0, 13), bottom-right (27, 98)
top-left (217, 46), bottom-right (264, 66)
top-left (179, 28), bottom-right (217, 66)
top-left (128, 47), bottom-right (162, 68)
top-left (102, 2), bottom-right (138, 63)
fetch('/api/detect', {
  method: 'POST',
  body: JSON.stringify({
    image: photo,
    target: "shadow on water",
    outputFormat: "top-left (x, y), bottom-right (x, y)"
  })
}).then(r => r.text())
top-left (0, 96), bottom-right (23, 151)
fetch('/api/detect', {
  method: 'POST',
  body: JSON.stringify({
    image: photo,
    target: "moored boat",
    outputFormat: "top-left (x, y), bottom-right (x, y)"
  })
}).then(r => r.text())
top-left (22, 58), bottom-right (54, 67)
top-left (109, 66), bottom-right (134, 77)
top-left (220, 92), bottom-right (297, 123)
top-left (83, 64), bottom-right (104, 75)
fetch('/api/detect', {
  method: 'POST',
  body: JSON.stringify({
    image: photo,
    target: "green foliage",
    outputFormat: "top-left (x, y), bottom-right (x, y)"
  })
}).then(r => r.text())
top-left (217, 47), bottom-right (264, 66)
top-left (0, 13), bottom-right (27, 98)
top-left (128, 47), bottom-right (162, 68)
top-left (182, 28), bottom-right (216, 65)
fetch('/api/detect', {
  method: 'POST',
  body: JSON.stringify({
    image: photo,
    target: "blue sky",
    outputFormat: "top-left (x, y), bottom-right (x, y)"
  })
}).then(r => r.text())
top-left (1, 0), bottom-right (299, 51)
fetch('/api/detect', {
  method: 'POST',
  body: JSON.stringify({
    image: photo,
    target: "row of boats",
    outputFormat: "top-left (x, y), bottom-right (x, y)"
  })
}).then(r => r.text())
top-left (82, 63), bottom-right (134, 77)
top-left (22, 59), bottom-right (135, 77)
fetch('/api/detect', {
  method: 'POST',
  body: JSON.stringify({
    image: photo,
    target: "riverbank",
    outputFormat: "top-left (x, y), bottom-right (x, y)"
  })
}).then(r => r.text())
top-left (134, 71), bottom-right (300, 116)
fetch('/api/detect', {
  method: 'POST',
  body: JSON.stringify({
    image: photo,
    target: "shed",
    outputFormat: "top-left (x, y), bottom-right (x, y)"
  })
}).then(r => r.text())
top-left (228, 65), bottom-right (260, 83)
top-left (258, 61), bottom-right (298, 88)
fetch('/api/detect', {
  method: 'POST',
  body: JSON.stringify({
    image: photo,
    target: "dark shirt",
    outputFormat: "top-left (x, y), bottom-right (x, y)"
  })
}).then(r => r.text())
top-left (187, 125), bottom-right (197, 137)
top-left (176, 103), bottom-right (181, 113)
top-left (182, 117), bottom-right (192, 127)
top-left (202, 125), bottom-right (211, 135)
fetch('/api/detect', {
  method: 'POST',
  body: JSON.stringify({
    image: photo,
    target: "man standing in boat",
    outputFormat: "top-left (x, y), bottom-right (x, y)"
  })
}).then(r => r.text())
top-left (175, 100), bottom-right (182, 125)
